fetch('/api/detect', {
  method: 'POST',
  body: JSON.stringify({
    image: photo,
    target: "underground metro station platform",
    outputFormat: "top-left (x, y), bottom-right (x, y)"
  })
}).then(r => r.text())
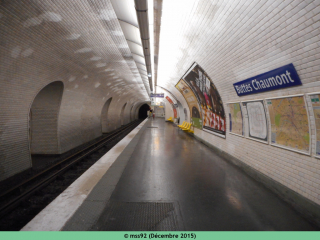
top-left (1, 0), bottom-right (320, 233)
top-left (19, 118), bottom-right (319, 231)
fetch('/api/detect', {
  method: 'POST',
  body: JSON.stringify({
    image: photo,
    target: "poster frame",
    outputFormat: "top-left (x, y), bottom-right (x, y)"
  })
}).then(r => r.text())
top-left (227, 101), bottom-right (244, 138)
top-left (306, 92), bottom-right (320, 158)
top-left (203, 127), bottom-right (226, 138)
top-left (175, 79), bottom-right (203, 130)
top-left (181, 62), bottom-right (198, 80)
top-left (265, 94), bottom-right (311, 156)
top-left (165, 95), bottom-right (178, 119)
top-left (180, 62), bottom-right (226, 138)
top-left (241, 99), bottom-right (269, 145)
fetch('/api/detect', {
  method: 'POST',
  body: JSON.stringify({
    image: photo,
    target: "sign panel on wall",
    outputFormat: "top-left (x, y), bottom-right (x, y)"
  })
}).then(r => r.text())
top-left (242, 100), bottom-right (268, 142)
top-left (228, 102), bottom-right (243, 136)
top-left (180, 64), bottom-right (226, 136)
top-left (176, 79), bottom-right (202, 129)
top-left (310, 93), bottom-right (320, 156)
top-left (150, 93), bottom-right (164, 98)
top-left (233, 64), bottom-right (302, 96)
top-left (266, 95), bottom-right (310, 154)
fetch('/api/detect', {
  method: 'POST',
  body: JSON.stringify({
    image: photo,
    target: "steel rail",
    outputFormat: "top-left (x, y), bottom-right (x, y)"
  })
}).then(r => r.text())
top-left (0, 120), bottom-right (142, 219)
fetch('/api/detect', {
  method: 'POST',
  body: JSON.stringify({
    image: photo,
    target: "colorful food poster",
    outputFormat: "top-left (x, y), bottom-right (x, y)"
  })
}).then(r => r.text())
top-left (183, 64), bottom-right (226, 136)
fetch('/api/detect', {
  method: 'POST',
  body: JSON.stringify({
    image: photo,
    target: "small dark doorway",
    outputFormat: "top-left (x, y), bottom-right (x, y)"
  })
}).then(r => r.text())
top-left (139, 104), bottom-right (150, 119)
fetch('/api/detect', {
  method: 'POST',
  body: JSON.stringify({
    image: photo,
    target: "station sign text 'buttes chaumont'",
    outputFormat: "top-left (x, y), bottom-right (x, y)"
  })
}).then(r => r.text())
top-left (233, 64), bottom-right (302, 96)
top-left (150, 93), bottom-right (164, 98)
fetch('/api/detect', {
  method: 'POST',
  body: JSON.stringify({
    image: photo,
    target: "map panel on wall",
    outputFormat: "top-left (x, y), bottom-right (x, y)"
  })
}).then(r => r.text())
top-left (228, 102), bottom-right (243, 136)
top-left (175, 79), bottom-right (202, 129)
top-left (183, 64), bottom-right (226, 136)
top-left (266, 95), bottom-right (310, 154)
top-left (310, 94), bottom-right (320, 156)
top-left (242, 100), bottom-right (268, 142)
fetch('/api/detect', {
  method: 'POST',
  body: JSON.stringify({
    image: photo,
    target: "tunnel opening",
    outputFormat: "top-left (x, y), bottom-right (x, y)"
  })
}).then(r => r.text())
top-left (139, 104), bottom-right (150, 119)
top-left (29, 81), bottom-right (64, 169)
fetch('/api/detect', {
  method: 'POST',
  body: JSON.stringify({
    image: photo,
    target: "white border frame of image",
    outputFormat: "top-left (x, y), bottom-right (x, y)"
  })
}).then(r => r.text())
top-left (265, 94), bottom-right (311, 156)
top-left (181, 62), bottom-right (226, 139)
top-left (227, 101), bottom-right (244, 138)
top-left (241, 99), bottom-right (269, 145)
top-left (306, 92), bottom-right (320, 158)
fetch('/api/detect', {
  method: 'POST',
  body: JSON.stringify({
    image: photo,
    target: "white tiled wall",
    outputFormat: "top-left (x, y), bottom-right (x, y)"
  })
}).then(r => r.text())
top-left (0, 0), bottom-right (148, 180)
top-left (158, 0), bottom-right (320, 205)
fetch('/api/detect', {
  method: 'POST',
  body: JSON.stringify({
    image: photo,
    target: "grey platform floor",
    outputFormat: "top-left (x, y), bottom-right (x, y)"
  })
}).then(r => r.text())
top-left (63, 118), bottom-right (319, 231)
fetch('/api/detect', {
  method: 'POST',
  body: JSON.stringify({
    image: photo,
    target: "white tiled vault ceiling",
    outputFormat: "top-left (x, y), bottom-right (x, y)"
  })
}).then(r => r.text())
top-left (6, 0), bottom-right (151, 99)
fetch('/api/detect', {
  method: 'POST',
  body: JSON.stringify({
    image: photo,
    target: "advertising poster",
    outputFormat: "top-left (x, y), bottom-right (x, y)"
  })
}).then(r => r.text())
top-left (228, 102), bottom-right (243, 136)
top-left (165, 96), bottom-right (177, 118)
top-left (267, 96), bottom-right (310, 153)
top-left (183, 64), bottom-right (226, 136)
top-left (175, 79), bottom-right (202, 129)
top-left (310, 94), bottom-right (320, 156)
top-left (242, 101), bottom-right (268, 142)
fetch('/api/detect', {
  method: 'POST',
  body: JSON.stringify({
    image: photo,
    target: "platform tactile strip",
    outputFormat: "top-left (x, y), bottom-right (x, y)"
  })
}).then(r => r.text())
top-left (94, 202), bottom-right (178, 231)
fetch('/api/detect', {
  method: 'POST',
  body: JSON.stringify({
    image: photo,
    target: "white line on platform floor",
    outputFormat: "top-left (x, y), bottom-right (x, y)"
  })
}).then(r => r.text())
top-left (21, 119), bottom-right (148, 231)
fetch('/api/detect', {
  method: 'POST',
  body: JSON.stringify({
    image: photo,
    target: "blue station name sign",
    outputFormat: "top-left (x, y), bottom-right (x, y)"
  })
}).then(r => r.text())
top-left (150, 93), bottom-right (164, 98)
top-left (233, 64), bottom-right (302, 96)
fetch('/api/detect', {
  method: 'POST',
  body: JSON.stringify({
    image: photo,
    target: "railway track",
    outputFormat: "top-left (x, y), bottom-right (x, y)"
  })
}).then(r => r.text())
top-left (0, 120), bottom-right (143, 230)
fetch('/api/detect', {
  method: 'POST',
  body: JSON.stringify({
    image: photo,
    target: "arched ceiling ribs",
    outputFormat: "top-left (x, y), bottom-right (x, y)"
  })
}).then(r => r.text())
top-left (127, 43), bottom-right (144, 57)
top-left (126, 39), bottom-right (142, 47)
top-left (118, 20), bottom-right (141, 44)
top-left (131, 52), bottom-right (144, 58)
top-left (154, 0), bottom-right (163, 91)
top-left (110, 0), bottom-right (151, 95)
top-left (118, 19), bottom-right (139, 28)
top-left (110, 0), bottom-right (138, 27)
top-left (157, 85), bottom-right (178, 102)
top-left (136, 62), bottom-right (147, 70)
top-left (132, 54), bottom-right (145, 65)
top-left (137, 67), bottom-right (147, 73)
top-left (138, 69), bottom-right (148, 77)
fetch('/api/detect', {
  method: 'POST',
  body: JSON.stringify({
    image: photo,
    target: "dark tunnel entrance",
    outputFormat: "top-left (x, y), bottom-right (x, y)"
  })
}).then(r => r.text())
top-left (139, 104), bottom-right (150, 119)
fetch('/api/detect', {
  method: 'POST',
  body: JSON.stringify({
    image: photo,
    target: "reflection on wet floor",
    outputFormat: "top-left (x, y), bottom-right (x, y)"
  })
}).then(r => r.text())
top-left (94, 118), bottom-right (319, 231)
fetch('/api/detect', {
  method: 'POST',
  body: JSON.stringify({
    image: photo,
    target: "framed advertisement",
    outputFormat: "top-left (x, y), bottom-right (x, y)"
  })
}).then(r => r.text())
top-left (175, 79), bottom-right (203, 129)
top-left (308, 92), bottom-right (320, 158)
top-left (242, 100), bottom-right (268, 143)
top-left (180, 63), bottom-right (226, 137)
top-left (227, 102), bottom-right (244, 137)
